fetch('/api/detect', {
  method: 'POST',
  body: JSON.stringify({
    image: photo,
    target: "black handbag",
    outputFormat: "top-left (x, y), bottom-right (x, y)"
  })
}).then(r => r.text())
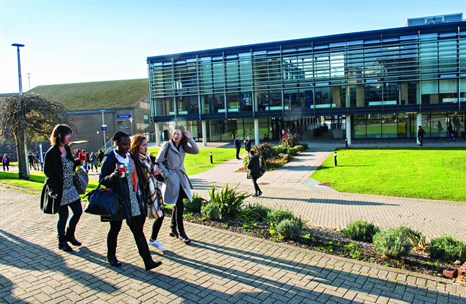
top-left (84, 182), bottom-right (121, 217)
top-left (40, 184), bottom-right (57, 214)
top-left (154, 144), bottom-right (170, 182)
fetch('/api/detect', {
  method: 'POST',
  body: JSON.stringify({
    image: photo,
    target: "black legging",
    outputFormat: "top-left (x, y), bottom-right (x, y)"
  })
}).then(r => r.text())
top-left (151, 214), bottom-right (164, 240)
top-left (252, 178), bottom-right (261, 195)
top-left (57, 199), bottom-right (82, 237)
top-left (107, 215), bottom-right (152, 264)
top-left (170, 187), bottom-right (187, 235)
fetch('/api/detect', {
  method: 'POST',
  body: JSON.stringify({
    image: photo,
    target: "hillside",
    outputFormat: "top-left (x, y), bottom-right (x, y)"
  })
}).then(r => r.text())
top-left (29, 78), bottom-right (149, 111)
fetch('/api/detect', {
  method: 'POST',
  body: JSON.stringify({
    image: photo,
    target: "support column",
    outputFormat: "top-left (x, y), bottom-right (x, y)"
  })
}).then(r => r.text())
top-left (416, 113), bottom-right (422, 145)
top-left (254, 118), bottom-right (260, 146)
top-left (346, 115), bottom-right (352, 146)
top-left (154, 122), bottom-right (161, 147)
top-left (202, 120), bottom-right (207, 146)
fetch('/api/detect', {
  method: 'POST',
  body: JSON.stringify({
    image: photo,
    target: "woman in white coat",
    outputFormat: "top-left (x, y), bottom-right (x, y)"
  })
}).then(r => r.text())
top-left (156, 125), bottom-right (199, 243)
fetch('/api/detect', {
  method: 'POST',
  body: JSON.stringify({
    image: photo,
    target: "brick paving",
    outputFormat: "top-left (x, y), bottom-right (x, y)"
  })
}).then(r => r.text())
top-left (1, 139), bottom-right (465, 303)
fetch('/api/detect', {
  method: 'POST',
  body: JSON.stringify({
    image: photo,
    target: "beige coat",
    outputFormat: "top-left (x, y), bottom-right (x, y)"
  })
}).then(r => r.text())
top-left (156, 138), bottom-right (199, 205)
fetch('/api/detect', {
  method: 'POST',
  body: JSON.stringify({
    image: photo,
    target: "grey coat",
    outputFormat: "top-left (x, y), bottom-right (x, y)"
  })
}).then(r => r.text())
top-left (156, 138), bottom-right (199, 205)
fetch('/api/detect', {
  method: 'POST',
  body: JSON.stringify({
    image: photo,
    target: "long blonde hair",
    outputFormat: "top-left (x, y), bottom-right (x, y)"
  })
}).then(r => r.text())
top-left (129, 134), bottom-right (147, 155)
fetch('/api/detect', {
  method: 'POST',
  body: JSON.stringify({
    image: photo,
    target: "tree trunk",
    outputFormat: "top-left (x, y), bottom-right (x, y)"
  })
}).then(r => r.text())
top-left (15, 128), bottom-right (30, 180)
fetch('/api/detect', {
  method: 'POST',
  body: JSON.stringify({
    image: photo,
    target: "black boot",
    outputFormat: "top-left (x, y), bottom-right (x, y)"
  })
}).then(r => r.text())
top-left (66, 228), bottom-right (82, 246)
top-left (58, 235), bottom-right (73, 252)
top-left (178, 231), bottom-right (191, 244)
top-left (145, 259), bottom-right (162, 271)
top-left (107, 255), bottom-right (122, 267)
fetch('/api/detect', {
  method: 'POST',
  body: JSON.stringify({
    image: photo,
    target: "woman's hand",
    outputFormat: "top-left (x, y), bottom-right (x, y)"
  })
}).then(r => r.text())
top-left (152, 168), bottom-right (161, 175)
top-left (184, 130), bottom-right (191, 139)
top-left (113, 168), bottom-right (122, 178)
top-left (51, 194), bottom-right (58, 199)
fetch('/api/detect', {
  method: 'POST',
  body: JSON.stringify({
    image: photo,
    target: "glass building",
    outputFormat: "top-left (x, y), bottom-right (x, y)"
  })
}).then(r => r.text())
top-left (147, 18), bottom-right (466, 143)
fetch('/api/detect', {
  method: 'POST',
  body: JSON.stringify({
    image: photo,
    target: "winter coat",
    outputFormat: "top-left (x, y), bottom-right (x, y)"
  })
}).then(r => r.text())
top-left (42, 145), bottom-right (80, 214)
top-left (99, 150), bottom-right (147, 222)
top-left (247, 155), bottom-right (262, 179)
top-left (156, 138), bottom-right (199, 205)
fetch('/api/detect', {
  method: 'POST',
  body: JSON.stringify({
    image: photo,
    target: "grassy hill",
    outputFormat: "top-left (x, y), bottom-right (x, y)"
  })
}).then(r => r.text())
top-left (29, 78), bottom-right (149, 111)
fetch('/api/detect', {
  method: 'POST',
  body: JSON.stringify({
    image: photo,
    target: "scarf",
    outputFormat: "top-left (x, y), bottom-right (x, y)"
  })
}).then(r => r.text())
top-left (138, 153), bottom-right (160, 206)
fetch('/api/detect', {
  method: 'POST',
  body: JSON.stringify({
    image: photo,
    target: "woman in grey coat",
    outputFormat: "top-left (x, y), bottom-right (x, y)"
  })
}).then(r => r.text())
top-left (156, 125), bottom-right (199, 244)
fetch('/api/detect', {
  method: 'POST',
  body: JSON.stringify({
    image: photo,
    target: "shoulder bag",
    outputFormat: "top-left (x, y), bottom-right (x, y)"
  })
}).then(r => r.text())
top-left (73, 166), bottom-right (89, 194)
top-left (83, 182), bottom-right (121, 217)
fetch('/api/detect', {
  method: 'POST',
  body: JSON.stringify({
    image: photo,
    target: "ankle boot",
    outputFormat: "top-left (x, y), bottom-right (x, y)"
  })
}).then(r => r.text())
top-left (169, 228), bottom-right (179, 238)
top-left (66, 229), bottom-right (82, 246)
top-left (145, 259), bottom-right (162, 271)
top-left (178, 231), bottom-right (191, 244)
top-left (58, 236), bottom-right (73, 252)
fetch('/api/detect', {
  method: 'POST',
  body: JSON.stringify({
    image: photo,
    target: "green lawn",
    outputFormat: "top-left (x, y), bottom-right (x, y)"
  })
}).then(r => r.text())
top-left (0, 147), bottom-right (236, 191)
top-left (311, 148), bottom-right (466, 202)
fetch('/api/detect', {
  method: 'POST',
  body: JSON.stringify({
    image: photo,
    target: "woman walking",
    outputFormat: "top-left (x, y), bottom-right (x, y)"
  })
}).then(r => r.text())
top-left (157, 125), bottom-right (199, 244)
top-left (247, 150), bottom-right (263, 197)
top-left (43, 124), bottom-right (83, 252)
top-left (130, 134), bottom-right (165, 251)
top-left (99, 131), bottom-right (162, 271)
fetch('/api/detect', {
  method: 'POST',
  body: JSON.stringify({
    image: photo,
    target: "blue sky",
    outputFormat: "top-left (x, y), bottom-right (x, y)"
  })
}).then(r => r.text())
top-left (1, 0), bottom-right (465, 93)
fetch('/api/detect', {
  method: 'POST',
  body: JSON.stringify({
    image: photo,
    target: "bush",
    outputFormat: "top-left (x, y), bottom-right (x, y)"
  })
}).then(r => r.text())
top-left (201, 202), bottom-right (221, 220)
top-left (280, 134), bottom-right (299, 148)
top-left (287, 147), bottom-right (299, 156)
top-left (430, 236), bottom-right (466, 262)
top-left (342, 221), bottom-right (380, 243)
top-left (267, 209), bottom-right (297, 229)
top-left (273, 145), bottom-right (287, 154)
top-left (373, 228), bottom-right (413, 258)
top-left (300, 143), bottom-right (309, 150)
top-left (208, 184), bottom-right (250, 219)
top-left (397, 226), bottom-right (428, 251)
top-left (294, 145), bottom-right (306, 152)
top-left (240, 203), bottom-right (271, 222)
top-left (184, 194), bottom-right (207, 214)
top-left (276, 219), bottom-right (303, 240)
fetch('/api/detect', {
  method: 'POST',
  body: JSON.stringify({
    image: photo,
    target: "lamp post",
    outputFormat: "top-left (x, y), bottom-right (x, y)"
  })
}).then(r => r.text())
top-left (12, 43), bottom-right (25, 96)
top-left (12, 43), bottom-right (29, 179)
top-left (101, 110), bottom-right (107, 150)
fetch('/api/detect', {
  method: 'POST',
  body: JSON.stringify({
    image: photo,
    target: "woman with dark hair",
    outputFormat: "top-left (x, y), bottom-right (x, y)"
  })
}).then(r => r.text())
top-left (43, 124), bottom-right (83, 252)
top-left (130, 134), bottom-right (165, 251)
top-left (247, 150), bottom-right (262, 197)
top-left (156, 125), bottom-right (199, 244)
top-left (99, 131), bottom-right (162, 271)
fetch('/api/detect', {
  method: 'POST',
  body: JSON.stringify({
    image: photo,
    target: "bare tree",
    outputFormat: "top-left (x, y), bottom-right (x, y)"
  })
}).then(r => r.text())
top-left (0, 93), bottom-right (67, 179)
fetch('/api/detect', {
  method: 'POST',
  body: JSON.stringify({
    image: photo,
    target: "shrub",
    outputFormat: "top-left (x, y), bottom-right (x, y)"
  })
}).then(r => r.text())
top-left (208, 184), bottom-right (250, 219)
top-left (373, 228), bottom-right (413, 258)
top-left (201, 202), bottom-right (221, 220)
top-left (184, 194), bottom-right (207, 214)
top-left (280, 134), bottom-right (299, 148)
top-left (294, 145), bottom-right (306, 152)
top-left (252, 143), bottom-right (278, 162)
top-left (287, 147), bottom-right (299, 156)
top-left (267, 209), bottom-right (297, 229)
top-left (342, 220), bottom-right (380, 243)
top-left (273, 145), bottom-right (287, 154)
top-left (300, 143), bottom-right (309, 150)
top-left (276, 219), bottom-right (303, 240)
top-left (430, 236), bottom-right (466, 262)
top-left (240, 203), bottom-right (271, 222)
top-left (397, 226), bottom-right (428, 251)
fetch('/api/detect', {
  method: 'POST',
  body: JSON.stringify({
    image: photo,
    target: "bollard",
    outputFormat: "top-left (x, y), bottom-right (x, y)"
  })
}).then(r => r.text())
top-left (210, 152), bottom-right (213, 164)
top-left (345, 138), bottom-right (348, 148)
top-left (334, 151), bottom-right (337, 166)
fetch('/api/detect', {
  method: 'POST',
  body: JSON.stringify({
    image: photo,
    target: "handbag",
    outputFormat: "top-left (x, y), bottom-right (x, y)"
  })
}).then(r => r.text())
top-left (73, 166), bottom-right (89, 194)
top-left (83, 182), bottom-right (121, 217)
top-left (40, 184), bottom-right (57, 214)
top-left (154, 144), bottom-right (170, 182)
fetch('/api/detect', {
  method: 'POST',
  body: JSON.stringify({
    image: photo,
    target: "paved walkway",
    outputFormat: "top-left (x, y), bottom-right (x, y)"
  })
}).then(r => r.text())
top-left (0, 139), bottom-right (465, 303)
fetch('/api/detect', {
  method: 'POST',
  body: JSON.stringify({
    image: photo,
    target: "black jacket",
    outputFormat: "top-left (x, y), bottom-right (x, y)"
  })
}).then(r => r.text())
top-left (247, 155), bottom-right (261, 179)
top-left (99, 150), bottom-right (147, 222)
top-left (42, 145), bottom-right (80, 214)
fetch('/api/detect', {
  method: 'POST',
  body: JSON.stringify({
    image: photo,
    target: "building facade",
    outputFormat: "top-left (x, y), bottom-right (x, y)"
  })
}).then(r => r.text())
top-left (147, 18), bottom-right (466, 144)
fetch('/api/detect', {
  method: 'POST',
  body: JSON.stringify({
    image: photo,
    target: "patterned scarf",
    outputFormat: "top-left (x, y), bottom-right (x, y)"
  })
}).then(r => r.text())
top-left (138, 153), bottom-right (159, 205)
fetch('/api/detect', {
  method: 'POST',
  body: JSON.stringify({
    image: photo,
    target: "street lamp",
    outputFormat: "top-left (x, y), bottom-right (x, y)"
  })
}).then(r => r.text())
top-left (12, 43), bottom-right (25, 96)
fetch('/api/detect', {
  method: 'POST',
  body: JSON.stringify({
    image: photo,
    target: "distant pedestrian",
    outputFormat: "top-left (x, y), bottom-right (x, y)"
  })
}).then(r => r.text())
top-left (2, 154), bottom-right (10, 171)
top-left (97, 149), bottom-right (105, 166)
top-left (247, 150), bottom-right (262, 197)
top-left (28, 152), bottom-right (34, 170)
top-left (234, 135), bottom-right (241, 160)
top-left (244, 136), bottom-right (252, 153)
top-left (417, 126), bottom-right (426, 146)
top-left (89, 152), bottom-right (98, 172)
top-left (447, 121), bottom-right (454, 141)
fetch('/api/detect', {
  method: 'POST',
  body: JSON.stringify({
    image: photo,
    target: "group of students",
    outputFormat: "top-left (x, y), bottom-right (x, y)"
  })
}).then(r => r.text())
top-left (74, 149), bottom-right (105, 172)
top-left (43, 124), bottom-right (199, 271)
